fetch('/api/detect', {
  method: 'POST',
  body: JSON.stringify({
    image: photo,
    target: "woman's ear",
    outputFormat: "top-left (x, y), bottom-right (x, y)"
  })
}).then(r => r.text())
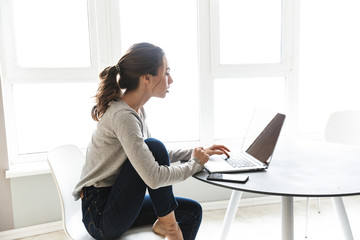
top-left (140, 74), bottom-right (152, 85)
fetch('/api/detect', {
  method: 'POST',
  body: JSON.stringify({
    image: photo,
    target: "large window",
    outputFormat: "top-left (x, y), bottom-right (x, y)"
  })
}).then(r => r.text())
top-left (211, 0), bottom-right (289, 140)
top-left (0, 0), bottom-right (296, 167)
top-left (3, 0), bottom-right (358, 169)
top-left (1, 0), bottom-right (98, 163)
top-left (0, 0), bottom-right (201, 165)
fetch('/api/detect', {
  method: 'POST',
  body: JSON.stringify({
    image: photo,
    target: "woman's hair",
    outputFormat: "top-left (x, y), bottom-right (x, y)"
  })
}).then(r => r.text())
top-left (91, 42), bottom-right (165, 121)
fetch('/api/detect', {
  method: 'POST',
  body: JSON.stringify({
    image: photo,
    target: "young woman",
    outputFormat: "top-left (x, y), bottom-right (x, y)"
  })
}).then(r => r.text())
top-left (73, 42), bottom-right (230, 240)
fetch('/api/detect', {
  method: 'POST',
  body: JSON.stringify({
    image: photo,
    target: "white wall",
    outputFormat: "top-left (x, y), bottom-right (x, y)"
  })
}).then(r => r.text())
top-left (0, 76), bottom-right (14, 231)
top-left (10, 175), bottom-right (61, 228)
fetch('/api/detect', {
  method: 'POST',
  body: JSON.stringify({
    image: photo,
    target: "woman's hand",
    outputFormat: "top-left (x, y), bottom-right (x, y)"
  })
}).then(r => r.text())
top-left (192, 147), bottom-right (210, 165)
top-left (203, 144), bottom-right (230, 158)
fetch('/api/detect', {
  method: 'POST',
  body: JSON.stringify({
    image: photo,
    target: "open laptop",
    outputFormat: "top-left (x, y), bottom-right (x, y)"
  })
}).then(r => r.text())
top-left (205, 108), bottom-right (286, 173)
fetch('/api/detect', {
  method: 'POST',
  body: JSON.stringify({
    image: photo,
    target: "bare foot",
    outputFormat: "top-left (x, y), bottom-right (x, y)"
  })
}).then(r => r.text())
top-left (152, 219), bottom-right (183, 240)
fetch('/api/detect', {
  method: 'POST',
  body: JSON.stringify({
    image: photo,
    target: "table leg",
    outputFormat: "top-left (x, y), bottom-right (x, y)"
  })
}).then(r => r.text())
top-left (281, 196), bottom-right (294, 240)
top-left (331, 197), bottom-right (354, 240)
top-left (219, 190), bottom-right (243, 240)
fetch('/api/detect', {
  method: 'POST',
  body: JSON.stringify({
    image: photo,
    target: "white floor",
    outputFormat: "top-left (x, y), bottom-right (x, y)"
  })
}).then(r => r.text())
top-left (17, 196), bottom-right (360, 240)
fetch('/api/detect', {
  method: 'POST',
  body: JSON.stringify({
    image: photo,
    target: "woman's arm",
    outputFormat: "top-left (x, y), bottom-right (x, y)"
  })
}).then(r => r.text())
top-left (168, 144), bottom-right (230, 163)
top-left (168, 149), bottom-right (192, 163)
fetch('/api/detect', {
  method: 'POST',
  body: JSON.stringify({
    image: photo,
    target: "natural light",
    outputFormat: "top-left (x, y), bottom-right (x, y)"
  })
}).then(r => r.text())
top-left (2, 0), bottom-right (360, 163)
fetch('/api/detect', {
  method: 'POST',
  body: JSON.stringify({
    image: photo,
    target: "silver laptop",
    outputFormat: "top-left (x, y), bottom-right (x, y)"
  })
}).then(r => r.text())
top-left (205, 108), bottom-right (286, 173)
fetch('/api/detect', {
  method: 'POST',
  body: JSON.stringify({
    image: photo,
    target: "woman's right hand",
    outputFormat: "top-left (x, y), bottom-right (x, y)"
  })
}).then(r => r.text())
top-left (192, 147), bottom-right (210, 165)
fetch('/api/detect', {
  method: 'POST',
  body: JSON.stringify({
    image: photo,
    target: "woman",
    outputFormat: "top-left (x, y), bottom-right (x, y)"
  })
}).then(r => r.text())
top-left (73, 42), bottom-right (230, 240)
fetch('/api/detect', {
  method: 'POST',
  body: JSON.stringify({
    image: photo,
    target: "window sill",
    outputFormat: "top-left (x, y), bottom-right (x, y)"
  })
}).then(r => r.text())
top-left (5, 161), bottom-right (51, 179)
top-left (5, 148), bottom-right (87, 179)
top-left (4, 141), bottom-right (201, 179)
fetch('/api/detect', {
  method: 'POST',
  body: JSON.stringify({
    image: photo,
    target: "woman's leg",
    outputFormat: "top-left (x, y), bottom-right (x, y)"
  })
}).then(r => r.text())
top-left (82, 158), bottom-right (148, 239)
top-left (82, 138), bottom-right (178, 239)
top-left (133, 138), bottom-right (202, 240)
top-left (100, 159), bottom-right (148, 238)
top-left (141, 138), bottom-right (183, 239)
top-left (144, 138), bottom-right (179, 217)
top-left (82, 138), bottom-right (201, 240)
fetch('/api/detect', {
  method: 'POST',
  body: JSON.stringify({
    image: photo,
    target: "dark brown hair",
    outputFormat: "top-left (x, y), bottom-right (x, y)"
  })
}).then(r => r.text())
top-left (91, 43), bottom-right (164, 121)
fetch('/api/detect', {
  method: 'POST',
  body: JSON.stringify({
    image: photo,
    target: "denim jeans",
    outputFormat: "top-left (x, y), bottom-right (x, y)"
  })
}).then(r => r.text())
top-left (81, 138), bottom-right (202, 240)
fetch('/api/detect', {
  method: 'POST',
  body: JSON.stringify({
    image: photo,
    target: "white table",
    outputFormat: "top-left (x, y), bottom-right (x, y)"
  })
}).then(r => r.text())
top-left (194, 140), bottom-right (360, 240)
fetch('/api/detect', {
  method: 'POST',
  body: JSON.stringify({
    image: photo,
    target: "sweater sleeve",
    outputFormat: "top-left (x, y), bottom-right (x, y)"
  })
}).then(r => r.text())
top-left (113, 110), bottom-right (204, 189)
top-left (168, 149), bottom-right (193, 163)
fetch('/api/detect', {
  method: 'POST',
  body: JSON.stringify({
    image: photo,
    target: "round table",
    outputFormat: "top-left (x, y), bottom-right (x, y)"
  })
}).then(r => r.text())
top-left (194, 140), bottom-right (360, 240)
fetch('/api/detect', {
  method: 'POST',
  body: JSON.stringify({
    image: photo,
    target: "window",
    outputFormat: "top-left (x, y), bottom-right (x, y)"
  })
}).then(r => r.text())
top-left (219, 0), bottom-right (282, 64)
top-left (210, 0), bottom-right (291, 140)
top-left (1, 0), bottom-right (99, 164)
top-left (12, 0), bottom-right (91, 68)
top-left (0, 0), bottom-right (296, 167)
top-left (119, 0), bottom-right (199, 142)
top-left (13, 83), bottom-right (97, 155)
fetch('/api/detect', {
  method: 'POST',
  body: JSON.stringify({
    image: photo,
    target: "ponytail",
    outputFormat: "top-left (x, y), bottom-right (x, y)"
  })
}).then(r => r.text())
top-left (91, 66), bottom-right (121, 121)
top-left (91, 42), bottom-right (165, 121)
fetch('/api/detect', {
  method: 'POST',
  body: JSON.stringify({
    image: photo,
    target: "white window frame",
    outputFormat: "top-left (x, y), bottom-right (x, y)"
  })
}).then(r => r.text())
top-left (1, 0), bottom-right (300, 177)
top-left (199, 0), bottom-right (300, 144)
top-left (0, 0), bottom-right (122, 166)
top-left (0, 0), bottom-right (100, 83)
top-left (209, 0), bottom-right (294, 77)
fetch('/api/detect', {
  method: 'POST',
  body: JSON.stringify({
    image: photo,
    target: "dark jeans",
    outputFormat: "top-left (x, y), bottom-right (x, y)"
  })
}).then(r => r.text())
top-left (81, 138), bottom-right (202, 240)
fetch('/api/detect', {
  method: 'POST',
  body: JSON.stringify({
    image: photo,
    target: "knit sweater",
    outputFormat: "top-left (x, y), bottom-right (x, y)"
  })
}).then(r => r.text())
top-left (73, 100), bottom-right (204, 200)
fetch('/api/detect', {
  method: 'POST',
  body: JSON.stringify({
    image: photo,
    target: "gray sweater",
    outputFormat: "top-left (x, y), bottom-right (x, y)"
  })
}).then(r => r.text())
top-left (73, 100), bottom-right (204, 200)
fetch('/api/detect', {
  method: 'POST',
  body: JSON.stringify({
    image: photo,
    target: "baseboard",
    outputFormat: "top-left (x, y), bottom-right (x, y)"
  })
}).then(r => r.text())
top-left (201, 195), bottom-right (308, 211)
top-left (0, 196), bottom-right (311, 240)
top-left (0, 221), bottom-right (63, 240)
top-left (201, 195), bottom-right (277, 211)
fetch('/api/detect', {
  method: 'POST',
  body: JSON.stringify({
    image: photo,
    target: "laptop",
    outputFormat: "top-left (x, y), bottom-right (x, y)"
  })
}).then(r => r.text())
top-left (205, 108), bottom-right (286, 173)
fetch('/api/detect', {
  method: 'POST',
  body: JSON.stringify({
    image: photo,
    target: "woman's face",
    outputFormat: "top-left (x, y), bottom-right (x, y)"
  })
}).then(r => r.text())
top-left (151, 56), bottom-right (173, 98)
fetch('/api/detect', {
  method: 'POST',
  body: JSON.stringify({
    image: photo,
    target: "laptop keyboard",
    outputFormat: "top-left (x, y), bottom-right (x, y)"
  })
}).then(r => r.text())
top-left (223, 153), bottom-right (256, 168)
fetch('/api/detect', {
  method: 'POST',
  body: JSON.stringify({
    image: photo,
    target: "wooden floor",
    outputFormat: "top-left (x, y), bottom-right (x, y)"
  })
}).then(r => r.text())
top-left (17, 196), bottom-right (360, 240)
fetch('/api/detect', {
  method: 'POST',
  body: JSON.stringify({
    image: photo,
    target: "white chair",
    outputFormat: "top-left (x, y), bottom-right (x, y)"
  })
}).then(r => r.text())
top-left (305, 110), bottom-right (360, 237)
top-left (48, 144), bottom-right (162, 240)
top-left (324, 110), bottom-right (360, 146)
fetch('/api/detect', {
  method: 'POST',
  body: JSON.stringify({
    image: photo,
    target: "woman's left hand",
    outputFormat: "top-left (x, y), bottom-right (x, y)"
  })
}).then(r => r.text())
top-left (203, 145), bottom-right (230, 158)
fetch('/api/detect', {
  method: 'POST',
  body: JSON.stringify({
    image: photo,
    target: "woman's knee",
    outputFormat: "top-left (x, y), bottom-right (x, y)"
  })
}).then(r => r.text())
top-left (175, 197), bottom-right (203, 224)
top-left (190, 200), bottom-right (202, 220)
top-left (144, 138), bottom-right (166, 150)
top-left (145, 138), bottom-right (169, 166)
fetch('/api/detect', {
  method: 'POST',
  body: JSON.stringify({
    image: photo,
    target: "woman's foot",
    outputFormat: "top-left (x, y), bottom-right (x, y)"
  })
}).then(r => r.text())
top-left (153, 219), bottom-right (183, 240)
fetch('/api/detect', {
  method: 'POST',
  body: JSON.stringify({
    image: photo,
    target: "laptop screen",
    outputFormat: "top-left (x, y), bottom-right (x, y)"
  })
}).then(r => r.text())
top-left (241, 108), bottom-right (286, 166)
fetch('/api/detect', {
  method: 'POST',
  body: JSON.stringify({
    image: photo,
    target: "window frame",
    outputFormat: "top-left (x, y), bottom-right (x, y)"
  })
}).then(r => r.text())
top-left (209, 0), bottom-right (292, 76)
top-left (1, 0), bottom-right (101, 83)
top-left (200, 0), bottom-right (299, 143)
top-left (0, 0), bottom-right (118, 165)
top-left (0, 0), bottom-right (300, 171)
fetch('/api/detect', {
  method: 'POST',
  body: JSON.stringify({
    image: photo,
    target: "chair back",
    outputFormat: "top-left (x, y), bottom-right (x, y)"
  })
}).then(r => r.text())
top-left (325, 110), bottom-right (360, 146)
top-left (48, 145), bottom-right (93, 239)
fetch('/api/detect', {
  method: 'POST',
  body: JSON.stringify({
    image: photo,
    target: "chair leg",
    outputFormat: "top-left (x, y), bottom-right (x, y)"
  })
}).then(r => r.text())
top-left (318, 198), bottom-right (321, 213)
top-left (305, 197), bottom-right (310, 238)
